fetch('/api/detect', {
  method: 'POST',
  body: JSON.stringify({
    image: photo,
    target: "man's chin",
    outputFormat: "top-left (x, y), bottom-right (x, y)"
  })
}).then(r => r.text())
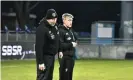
top-left (51, 24), bottom-right (56, 26)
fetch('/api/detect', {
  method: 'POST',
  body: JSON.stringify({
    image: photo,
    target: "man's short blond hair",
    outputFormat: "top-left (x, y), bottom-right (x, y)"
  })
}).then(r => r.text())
top-left (62, 13), bottom-right (74, 20)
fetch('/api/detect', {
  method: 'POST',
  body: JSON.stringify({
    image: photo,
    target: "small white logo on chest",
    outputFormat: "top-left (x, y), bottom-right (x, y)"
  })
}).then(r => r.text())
top-left (57, 31), bottom-right (59, 35)
top-left (49, 31), bottom-right (51, 34)
top-left (51, 34), bottom-right (55, 39)
top-left (66, 33), bottom-right (69, 35)
top-left (67, 37), bottom-right (71, 40)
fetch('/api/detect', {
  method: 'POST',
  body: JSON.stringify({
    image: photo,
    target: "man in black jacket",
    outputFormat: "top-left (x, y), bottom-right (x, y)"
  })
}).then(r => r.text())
top-left (35, 9), bottom-right (60, 80)
top-left (58, 13), bottom-right (78, 80)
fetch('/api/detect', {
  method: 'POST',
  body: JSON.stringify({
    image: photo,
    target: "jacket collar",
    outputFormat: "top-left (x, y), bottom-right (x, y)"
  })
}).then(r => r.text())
top-left (60, 24), bottom-right (71, 31)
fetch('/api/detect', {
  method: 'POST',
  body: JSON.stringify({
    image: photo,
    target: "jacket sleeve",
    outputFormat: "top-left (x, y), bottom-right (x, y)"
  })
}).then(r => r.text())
top-left (35, 25), bottom-right (46, 64)
top-left (59, 29), bottom-right (73, 51)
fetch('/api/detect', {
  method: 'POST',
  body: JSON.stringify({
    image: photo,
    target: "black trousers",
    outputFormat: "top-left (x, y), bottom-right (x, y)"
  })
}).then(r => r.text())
top-left (58, 56), bottom-right (75, 80)
top-left (36, 55), bottom-right (55, 80)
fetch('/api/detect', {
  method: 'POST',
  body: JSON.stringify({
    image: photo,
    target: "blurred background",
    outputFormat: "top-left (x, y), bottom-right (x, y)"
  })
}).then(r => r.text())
top-left (1, 1), bottom-right (133, 60)
top-left (1, 1), bottom-right (133, 80)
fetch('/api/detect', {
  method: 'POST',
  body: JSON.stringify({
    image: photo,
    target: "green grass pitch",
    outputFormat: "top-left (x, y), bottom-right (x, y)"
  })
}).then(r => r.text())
top-left (1, 59), bottom-right (133, 80)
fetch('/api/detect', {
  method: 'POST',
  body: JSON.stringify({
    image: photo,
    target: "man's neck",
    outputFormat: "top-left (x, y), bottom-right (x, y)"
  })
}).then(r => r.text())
top-left (63, 24), bottom-right (69, 29)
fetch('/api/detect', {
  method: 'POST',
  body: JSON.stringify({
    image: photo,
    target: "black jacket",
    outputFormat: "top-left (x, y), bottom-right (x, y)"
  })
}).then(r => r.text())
top-left (59, 25), bottom-right (78, 57)
top-left (35, 20), bottom-right (60, 64)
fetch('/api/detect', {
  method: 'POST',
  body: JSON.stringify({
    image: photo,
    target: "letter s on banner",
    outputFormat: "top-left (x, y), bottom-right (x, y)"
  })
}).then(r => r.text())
top-left (2, 45), bottom-right (7, 56)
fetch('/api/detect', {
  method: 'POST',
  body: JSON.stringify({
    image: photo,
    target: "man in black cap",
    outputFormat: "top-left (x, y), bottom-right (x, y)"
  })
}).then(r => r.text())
top-left (35, 9), bottom-right (60, 80)
top-left (58, 13), bottom-right (78, 80)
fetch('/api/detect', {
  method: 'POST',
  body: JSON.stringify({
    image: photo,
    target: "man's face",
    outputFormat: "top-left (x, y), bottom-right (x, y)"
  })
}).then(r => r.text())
top-left (47, 18), bottom-right (57, 26)
top-left (63, 17), bottom-right (73, 28)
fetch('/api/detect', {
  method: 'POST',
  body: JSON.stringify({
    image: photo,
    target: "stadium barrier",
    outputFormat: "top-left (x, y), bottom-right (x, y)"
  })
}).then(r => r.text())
top-left (1, 33), bottom-right (133, 60)
top-left (1, 41), bottom-right (133, 60)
